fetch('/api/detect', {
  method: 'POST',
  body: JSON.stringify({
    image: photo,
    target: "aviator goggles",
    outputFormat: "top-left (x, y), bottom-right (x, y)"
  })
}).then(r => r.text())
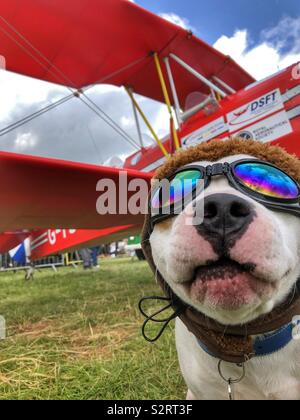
top-left (150, 159), bottom-right (300, 228)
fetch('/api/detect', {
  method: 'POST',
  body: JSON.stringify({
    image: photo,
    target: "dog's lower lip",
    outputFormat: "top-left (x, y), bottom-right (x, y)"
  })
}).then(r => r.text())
top-left (192, 258), bottom-right (255, 283)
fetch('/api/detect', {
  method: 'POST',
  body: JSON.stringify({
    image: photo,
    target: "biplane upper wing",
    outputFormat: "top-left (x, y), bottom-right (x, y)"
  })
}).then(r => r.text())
top-left (0, 151), bottom-right (152, 233)
top-left (0, 0), bottom-right (255, 108)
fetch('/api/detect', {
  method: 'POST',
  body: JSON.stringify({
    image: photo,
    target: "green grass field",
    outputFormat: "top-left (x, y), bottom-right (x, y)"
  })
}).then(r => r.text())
top-left (0, 258), bottom-right (186, 400)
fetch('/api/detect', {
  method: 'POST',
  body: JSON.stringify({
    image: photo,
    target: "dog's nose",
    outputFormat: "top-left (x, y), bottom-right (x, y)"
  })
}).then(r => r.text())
top-left (196, 193), bottom-right (255, 250)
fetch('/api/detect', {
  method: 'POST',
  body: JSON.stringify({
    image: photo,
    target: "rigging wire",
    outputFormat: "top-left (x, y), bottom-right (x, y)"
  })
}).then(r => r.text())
top-left (0, 15), bottom-right (144, 151)
top-left (86, 124), bottom-right (104, 162)
top-left (81, 93), bottom-right (140, 148)
top-left (0, 93), bottom-right (75, 137)
top-left (78, 96), bottom-right (140, 150)
top-left (0, 90), bottom-right (140, 151)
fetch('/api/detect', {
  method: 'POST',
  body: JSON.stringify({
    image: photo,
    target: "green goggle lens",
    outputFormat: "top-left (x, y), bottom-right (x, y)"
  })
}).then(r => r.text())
top-left (151, 170), bottom-right (202, 210)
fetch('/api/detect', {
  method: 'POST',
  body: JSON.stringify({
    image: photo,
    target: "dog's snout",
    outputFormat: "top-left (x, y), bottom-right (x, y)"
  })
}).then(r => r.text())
top-left (196, 193), bottom-right (255, 252)
top-left (204, 194), bottom-right (252, 225)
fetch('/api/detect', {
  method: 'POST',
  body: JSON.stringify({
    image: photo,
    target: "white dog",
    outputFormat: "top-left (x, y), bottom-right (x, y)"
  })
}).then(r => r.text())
top-left (147, 151), bottom-right (300, 400)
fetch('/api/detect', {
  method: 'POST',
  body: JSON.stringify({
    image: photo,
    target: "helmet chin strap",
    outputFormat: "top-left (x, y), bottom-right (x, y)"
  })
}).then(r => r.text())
top-left (138, 271), bottom-right (300, 364)
top-left (138, 295), bottom-right (186, 343)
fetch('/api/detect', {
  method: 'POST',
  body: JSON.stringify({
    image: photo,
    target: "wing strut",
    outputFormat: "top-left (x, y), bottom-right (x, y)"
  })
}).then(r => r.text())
top-left (164, 57), bottom-right (182, 126)
top-left (125, 87), bottom-right (169, 158)
top-left (153, 53), bottom-right (181, 152)
top-left (128, 87), bottom-right (145, 150)
top-left (169, 53), bottom-right (227, 97)
top-left (164, 53), bottom-right (228, 122)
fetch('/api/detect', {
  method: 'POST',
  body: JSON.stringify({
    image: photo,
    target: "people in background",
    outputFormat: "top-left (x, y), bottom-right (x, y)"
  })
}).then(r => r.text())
top-left (90, 246), bottom-right (101, 268)
top-left (79, 248), bottom-right (92, 269)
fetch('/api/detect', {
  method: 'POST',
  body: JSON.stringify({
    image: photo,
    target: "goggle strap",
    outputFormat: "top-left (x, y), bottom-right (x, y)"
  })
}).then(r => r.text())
top-left (206, 162), bottom-right (230, 177)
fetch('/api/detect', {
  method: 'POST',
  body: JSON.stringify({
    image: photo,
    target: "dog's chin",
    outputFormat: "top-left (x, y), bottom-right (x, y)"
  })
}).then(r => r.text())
top-left (175, 258), bottom-right (279, 326)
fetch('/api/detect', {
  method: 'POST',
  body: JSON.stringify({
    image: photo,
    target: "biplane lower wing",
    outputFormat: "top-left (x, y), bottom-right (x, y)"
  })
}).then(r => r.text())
top-left (30, 225), bottom-right (139, 260)
top-left (0, 151), bottom-right (152, 233)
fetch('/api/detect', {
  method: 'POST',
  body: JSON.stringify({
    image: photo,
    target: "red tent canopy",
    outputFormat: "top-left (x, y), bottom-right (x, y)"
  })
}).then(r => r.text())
top-left (0, 0), bottom-right (255, 108)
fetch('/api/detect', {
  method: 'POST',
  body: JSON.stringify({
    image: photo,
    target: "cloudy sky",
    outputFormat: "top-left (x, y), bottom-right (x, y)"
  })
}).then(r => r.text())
top-left (0, 0), bottom-right (300, 165)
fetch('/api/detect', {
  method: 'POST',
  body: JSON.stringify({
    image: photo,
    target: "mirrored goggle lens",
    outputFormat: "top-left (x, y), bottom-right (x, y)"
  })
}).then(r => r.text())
top-left (151, 170), bottom-right (202, 210)
top-left (233, 162), bottom-right (299, 199)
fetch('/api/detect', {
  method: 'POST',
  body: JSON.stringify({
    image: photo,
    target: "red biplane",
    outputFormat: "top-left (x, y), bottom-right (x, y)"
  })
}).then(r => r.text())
top-left (0, 0), bottom-right (299, 262)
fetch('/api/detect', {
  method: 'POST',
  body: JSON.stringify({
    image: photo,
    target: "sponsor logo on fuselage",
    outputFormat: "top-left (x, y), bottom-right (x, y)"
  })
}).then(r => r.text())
top-left (227, 89), bottom-right (284, 132)
top-left (235, 131), bottom-right (254, 141)
top-left (182, 117), bottom-right (228, 148)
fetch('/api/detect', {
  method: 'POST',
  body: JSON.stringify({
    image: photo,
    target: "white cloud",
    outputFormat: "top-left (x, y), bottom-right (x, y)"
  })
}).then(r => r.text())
top-left (0, 69), bottom-right (66, 119)
top-left (120, 115), bottom-right (134, 128)
top-left (159, 13), bottom-right (193, 31)
top-left (0, 71), bottom-right (170, 163)
top-left (214, 17), bottom-right (300, 80)
top-left (153, 106), bottom-right (169, 138)
top-left (262, 16), bottom-right (300, 55)
top-left (14, 132), bottom-right (37, 150)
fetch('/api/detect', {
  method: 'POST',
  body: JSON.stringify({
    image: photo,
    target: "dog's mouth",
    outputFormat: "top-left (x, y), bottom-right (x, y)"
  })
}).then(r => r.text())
top-left (183, 257), bottom-right (276, 310)
top-left (194, 257), bottom-right (255, 281)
